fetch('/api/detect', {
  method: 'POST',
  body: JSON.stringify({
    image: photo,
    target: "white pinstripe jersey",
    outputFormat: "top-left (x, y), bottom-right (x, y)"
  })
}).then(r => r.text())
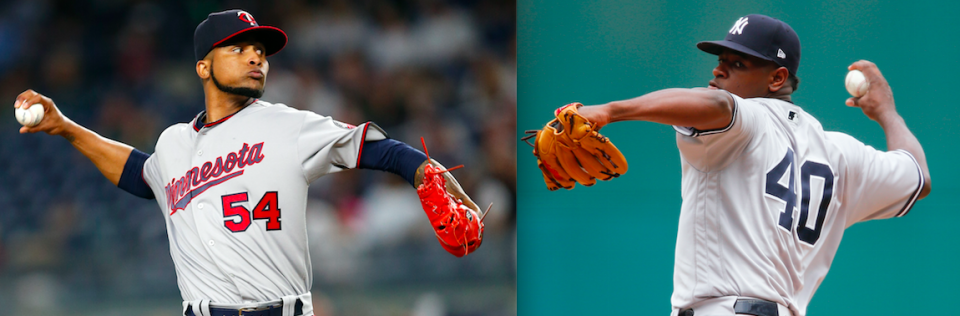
top-left (670, 93), bottom-right (924, 316)
top-left (141, 99), bottom-right (385, 313)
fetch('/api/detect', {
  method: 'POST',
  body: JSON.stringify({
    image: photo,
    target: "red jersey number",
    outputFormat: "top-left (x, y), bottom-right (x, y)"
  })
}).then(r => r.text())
top-left (221, 192), bottom-right (282, 232)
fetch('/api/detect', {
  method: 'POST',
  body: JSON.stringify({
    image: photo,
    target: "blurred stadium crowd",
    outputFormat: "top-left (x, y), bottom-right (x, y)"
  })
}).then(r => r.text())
top-left (0, 0), bottom-right (516, 315)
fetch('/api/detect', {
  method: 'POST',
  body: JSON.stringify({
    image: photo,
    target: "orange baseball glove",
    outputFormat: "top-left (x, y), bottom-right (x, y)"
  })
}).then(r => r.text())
top-left (523, 103), bottom-right (628, 190)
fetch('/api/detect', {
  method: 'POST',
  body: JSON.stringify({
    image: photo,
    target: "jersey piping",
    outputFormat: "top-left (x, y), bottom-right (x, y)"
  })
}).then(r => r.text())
top-left (674, 91), bottom-right (740, 137)
top-left (355, 123), bottom-right (371, 167)
top-left (894, 149), bottom-right (924, 217)
top-left (192, 99), bottom-right (259, 131)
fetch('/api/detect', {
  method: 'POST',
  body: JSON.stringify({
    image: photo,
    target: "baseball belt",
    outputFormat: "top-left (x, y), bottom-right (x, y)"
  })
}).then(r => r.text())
top-left (185, 299), bottom-right (303, 316)
top-left (678, 298), bottom-right (782, 316)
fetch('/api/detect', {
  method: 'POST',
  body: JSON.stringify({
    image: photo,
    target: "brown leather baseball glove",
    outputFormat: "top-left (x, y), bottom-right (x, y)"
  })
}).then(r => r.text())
top-left (522, 103), bottom-right (628, 190)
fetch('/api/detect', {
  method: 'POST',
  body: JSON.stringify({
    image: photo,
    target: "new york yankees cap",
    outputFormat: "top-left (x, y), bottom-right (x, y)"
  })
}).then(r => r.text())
top-left (697, 14), bottom-right (801, 75)
top-left (194, 9), bottom-right (287, 61)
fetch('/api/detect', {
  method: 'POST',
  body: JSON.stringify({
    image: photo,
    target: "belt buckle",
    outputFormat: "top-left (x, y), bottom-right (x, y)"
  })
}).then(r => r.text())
top-left (238, 303), bottom-right (280, 315)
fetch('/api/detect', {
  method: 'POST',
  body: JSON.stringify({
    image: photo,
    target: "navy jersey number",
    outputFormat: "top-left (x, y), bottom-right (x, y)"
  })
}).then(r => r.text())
top-left (765, 148), bottom-right (835, 245)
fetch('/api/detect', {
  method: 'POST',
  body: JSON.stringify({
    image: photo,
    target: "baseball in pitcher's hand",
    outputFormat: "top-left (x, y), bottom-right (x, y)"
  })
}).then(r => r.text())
top-left (14, 89), bottom-right (75, 136)
top-left (845, 60), bottom-right (897, 123)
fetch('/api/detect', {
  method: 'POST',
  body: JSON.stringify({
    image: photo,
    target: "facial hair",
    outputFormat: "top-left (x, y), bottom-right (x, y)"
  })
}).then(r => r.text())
top-left (210, 61), bottom-right (265, 99)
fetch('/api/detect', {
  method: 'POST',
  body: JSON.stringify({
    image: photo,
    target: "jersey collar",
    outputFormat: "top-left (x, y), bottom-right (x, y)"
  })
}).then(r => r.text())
top-left (192, 98), bottom-right (258, 131)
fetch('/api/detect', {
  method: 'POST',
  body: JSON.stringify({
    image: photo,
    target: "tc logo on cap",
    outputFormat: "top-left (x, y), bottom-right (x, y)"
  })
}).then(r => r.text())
top-left (237, 11), bottom-right (257, 26)
top-left (729, 16), bottom-right (748, 35)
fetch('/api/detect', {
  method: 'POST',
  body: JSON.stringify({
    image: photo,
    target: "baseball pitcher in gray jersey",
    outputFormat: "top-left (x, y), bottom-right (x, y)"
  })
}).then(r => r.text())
top-left (558, 14), bottom-right (930, 316)
top-left (13, 9), bottom-right (486, 316)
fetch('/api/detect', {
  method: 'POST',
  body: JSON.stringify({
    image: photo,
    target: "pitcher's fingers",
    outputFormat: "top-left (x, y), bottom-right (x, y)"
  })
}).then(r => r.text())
top-left (19, 124), bottom-right (45, 134)
top-left (846, 97), bottom-right (858, 107)
top-left (849, 60), bottom-right (875, 71)
top-left (14, 89), bottom-right (40, 109)
top-left (849, 60), bottom-right (886, 84)
top-left (20, 94), bottom-right (46, 113)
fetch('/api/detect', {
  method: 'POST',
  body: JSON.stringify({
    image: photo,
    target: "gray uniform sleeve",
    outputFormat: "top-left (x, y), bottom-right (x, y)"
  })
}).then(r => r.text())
top-left (142, 153), bottom-right (167, 208)
top-left (829, 132), bottom-right (924, 225)
top-left (297, 112), bottom-right (387, 183)
top-left (674, 92), bottom-right (763, 172)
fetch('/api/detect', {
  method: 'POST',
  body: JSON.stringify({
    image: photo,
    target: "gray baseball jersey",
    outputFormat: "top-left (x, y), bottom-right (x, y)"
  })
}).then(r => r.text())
top-left (670, 93), bottom-right (924, 316)
top-left (141, 99), bottom-right (385, 313)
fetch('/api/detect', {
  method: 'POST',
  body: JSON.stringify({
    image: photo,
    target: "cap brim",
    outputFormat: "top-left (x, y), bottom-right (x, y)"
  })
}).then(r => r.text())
top-left (697, 40), bottom-right (773, 63)
top-left (211, 26), bottom-right (288, 57)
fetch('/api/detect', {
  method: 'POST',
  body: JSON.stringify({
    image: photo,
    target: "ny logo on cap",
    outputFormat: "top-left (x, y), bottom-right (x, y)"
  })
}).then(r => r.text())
top-left (237, 10), bottom-right (257, 26)
top-left (729, 16), bottom-right (748, 35)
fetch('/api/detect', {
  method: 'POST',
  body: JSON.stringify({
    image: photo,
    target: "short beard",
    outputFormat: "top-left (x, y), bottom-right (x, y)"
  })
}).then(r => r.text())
top-left (210, 61), bottom-right (264, 99)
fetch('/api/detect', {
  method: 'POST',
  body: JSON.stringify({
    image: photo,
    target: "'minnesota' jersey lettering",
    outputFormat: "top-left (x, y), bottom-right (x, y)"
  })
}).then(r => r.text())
top-left (141, 100), bottom-right (385, 310)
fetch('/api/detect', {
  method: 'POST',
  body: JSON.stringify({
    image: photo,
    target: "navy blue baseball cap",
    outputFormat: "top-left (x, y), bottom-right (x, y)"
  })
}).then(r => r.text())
top-left (697, 14), bottom-right (801, 75)
top-left (194, 9), bottom-right (287, 61)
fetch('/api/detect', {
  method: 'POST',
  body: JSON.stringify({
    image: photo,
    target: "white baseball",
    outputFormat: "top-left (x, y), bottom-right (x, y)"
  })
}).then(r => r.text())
top-left (15, 103), bottom-right (44, 127)
top-left (845, 70), bottom-right (869, 98)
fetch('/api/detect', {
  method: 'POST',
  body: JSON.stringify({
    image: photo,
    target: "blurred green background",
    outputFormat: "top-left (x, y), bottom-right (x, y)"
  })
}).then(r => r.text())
top-left (518, 0), bottom-right (959, 315)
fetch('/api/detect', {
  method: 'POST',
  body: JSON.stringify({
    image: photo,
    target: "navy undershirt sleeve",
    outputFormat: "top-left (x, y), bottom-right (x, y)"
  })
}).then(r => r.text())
top-left (358, 139), bottom-right (428, 187)
top-left (118, 149), bottom-right (155, 199)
